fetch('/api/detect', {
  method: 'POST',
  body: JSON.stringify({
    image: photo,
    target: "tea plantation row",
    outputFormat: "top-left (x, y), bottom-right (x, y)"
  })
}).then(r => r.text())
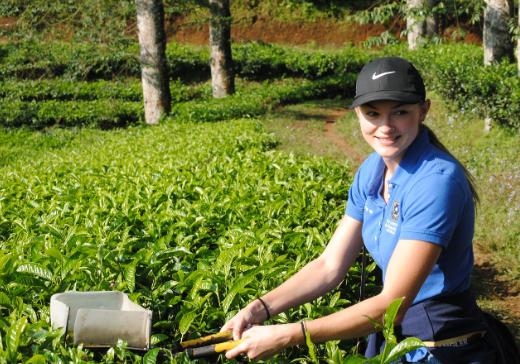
top-left (1, 41), bottom-right (518, 130)
top-left (0, 76), bottom-right (355, 128)
top-left (0, 118), bottom-right (378, 362)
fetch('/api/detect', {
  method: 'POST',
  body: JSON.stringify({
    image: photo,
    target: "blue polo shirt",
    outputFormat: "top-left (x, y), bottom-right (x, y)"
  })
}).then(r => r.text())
top-left (346, 128), bottom-right (475, 303)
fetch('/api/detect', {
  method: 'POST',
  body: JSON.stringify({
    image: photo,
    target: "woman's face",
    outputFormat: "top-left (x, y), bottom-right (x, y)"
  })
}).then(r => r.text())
top-left (355, 100), bottom-right (430, 166)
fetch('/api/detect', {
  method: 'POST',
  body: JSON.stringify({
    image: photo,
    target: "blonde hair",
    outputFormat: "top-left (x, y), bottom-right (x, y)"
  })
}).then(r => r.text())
top-left (421, 124), bottom-right (479, 207)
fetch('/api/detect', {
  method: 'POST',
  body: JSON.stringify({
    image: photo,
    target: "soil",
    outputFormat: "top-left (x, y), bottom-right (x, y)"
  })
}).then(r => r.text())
top-left (167, 17), bottom-right (481, 46)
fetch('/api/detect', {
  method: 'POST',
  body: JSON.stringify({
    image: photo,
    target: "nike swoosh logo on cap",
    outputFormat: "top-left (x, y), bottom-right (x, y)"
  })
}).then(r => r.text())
top-left (372, 71), bottom-right (396, 80)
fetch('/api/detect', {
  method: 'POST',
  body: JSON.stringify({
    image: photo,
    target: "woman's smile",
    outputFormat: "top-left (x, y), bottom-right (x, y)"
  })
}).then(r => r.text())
top-left (355, 100), bottom-right (430, 172)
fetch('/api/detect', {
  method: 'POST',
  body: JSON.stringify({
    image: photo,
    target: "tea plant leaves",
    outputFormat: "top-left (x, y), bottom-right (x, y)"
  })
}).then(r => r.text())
top-left (124, 261), bottom-right (137, 293)
top-left (16, 263), bottom-right (53, 281)
top-left (384, 337), bottom-right (425, 363)
top-left (0, 292), bottom-right (10, 307)
top-left (25, 354), bottom-right (47, 364)
top-left (222, 273), bottom-right (257, 314)
top-left (179, 311), bottom-right (197, 337)
top-left (6, 316), bottom-right (27, 361)
top-left (142, 347), bottom-right (160, 364)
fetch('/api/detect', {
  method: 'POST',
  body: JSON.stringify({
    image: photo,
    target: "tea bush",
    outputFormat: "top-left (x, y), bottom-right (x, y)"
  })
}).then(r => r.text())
top-left (0, 76), bottom-right (355, 128)
top-left (0, 80), bottom-right (208, 102)
top-left (0, 118), bottom-right (372, 362)
top-left (390, 44), bottom-right (520, 131)
top-left (0, 41), bottom-right (369, 81)
top-left (0, 99), bottom-right (142, 128)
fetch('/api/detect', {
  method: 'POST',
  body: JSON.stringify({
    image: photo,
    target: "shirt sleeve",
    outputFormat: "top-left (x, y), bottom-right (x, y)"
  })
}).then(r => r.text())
top-left (345, 167), bottom-right (366, 222)
top-left (399, 173), bottom-right (468, 247)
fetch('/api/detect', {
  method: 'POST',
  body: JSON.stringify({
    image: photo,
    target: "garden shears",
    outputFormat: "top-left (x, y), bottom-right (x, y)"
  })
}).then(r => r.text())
top-left (176, 331), bottom-right (242, 358)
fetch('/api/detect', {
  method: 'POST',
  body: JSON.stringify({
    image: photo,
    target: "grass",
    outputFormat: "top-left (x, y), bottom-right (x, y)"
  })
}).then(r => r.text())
top-left (262, 100), bottom-right (352, 162)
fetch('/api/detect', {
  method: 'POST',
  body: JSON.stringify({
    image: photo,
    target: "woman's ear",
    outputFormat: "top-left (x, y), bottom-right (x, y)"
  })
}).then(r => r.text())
top-left (419, 100), bottom-right (431, 123)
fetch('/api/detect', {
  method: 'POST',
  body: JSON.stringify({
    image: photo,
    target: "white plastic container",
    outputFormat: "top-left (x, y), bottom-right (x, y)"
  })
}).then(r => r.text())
top-left (50, 291), bottom-right (152, 350)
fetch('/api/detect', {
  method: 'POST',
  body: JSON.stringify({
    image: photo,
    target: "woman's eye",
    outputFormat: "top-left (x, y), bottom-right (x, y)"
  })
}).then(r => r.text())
top-left (366, 111), bottom-right (378, 117)
top-left (393, 110), bottom-right (408, 116)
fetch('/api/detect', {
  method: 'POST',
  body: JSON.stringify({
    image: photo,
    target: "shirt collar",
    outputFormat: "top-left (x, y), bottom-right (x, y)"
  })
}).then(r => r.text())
top-left (389, 127), bottom-right (431, 186)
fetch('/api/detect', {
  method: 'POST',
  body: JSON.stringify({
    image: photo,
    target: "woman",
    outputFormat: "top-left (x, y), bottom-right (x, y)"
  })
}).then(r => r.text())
top-left (220, 57), bottom-right (495, 363)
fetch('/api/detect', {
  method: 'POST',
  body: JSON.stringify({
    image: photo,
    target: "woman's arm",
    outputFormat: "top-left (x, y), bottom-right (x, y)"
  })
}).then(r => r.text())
top-left (225, 239), bottom-right (442, 360)
top-left (221, 215), bottom-right (364, 340)
top-left (304, 239), bottom-right (442, 342)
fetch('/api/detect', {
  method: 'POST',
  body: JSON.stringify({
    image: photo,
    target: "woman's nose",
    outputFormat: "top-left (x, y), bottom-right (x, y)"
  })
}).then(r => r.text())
top-left (379, 115), bottom-right (395, 132)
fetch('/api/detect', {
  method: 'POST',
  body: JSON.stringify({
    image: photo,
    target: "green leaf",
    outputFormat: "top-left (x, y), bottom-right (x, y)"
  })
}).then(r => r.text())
top-left (16, 263), bottom-right (52, 281)
top-left (150, 333), bottom-right (168, 346)
top-left (6, 316), bottom-right (27, 360)
top-left (178, 311), bottom-right (197, 337)
top-left (0, 291), bottom-right (11, 306)
top-left (384, 337), bottom-right (425, 363)
top-left (25, 354), bottom-right (47, 364)
top-left (221, 273), bottom-right (256, 313)
top-left (343, 356), bottom-right (371, 364)
top-left (124, 262), bottom-right (136, 293)
top-left (383, 297), bottom-right (404, 330)
top-left (305, 326), bottom-right (319, 364)
top-left (143, 348), bottom-right (160, 364)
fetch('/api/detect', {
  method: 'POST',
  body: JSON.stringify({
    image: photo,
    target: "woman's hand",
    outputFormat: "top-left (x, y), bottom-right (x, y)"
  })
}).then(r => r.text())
top-left (220, 299), bottom-right (269, 340)
top-left (225, 323), bottom-right (300, 360)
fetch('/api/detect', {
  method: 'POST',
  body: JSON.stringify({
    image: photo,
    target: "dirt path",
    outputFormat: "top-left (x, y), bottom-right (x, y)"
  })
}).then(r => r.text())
top-left (322, 108), bottom-right (365, 166)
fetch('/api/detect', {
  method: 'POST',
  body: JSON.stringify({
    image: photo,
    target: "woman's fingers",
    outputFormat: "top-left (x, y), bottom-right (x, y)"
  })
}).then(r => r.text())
top-left (224, 325), bottom-right (287, 361)
top-left (225, 339), bottom-right (249, 359)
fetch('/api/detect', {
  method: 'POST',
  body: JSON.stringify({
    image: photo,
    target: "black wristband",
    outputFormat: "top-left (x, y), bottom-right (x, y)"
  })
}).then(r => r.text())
top-left (257, 297), bottom-right (271, 321)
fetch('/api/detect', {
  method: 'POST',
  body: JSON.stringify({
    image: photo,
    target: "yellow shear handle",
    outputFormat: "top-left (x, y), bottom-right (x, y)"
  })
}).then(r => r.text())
top-left (214, 340), bottom-right (243, 352)
top-left (187, 339), bottom-right (243, 358)
top-left (180, 330), bottom-right (233, 349)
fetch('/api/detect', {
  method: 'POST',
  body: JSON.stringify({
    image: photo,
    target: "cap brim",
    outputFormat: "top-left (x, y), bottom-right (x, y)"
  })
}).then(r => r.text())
top-left (349, 91), bottom-right (423, 109)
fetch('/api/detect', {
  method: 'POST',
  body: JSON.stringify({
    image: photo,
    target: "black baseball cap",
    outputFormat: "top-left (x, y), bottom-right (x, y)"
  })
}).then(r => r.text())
top-left (349, 57), bottom-right (426, 109)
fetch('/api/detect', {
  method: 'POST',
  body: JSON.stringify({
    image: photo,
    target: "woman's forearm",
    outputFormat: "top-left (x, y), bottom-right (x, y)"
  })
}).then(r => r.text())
top-left (260, 257), bottom-right (346, 317)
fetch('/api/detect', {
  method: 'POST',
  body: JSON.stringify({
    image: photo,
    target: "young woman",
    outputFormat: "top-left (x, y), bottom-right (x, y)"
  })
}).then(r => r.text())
top-left (220, 57), bottom-right (496, 363)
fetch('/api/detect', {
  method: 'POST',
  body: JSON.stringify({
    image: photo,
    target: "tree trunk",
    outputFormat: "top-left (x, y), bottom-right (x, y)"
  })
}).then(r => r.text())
top-left (136, 0), bottom-right (171, 125)
top-left (483, 0), bottom-right (514, 65)
top-left (407, 0), bottom-right (425, 50)
top-left (517, 4), bottom-right (520, 75)
top-left (425, 0), bottom-right (439, 38)
top-left (209, 0), bottom-right (235, 98)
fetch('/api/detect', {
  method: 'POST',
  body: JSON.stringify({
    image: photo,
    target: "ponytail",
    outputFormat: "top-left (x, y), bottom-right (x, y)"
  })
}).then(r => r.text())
top-left (421, 125), bottom-right (480, 208)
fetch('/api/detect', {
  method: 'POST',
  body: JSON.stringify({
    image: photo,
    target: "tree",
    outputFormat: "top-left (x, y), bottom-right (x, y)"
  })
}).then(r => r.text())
top-left (425, 0), bottom-right (439, 38)
top-left (136, 0), bottom-right (171, 124)
top-left (517, 4), bottom-right (520, 75)
top-left (407, 0), bottom-right (438, 49)
top-left (483, 0), bottom-right (514, 65)
top-left (209, 0), bottom-right (235, 98)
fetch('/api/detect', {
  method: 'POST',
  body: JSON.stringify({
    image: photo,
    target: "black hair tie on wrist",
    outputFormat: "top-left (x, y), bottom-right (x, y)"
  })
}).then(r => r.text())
top-left (257, 297), bottom-right (270, 321)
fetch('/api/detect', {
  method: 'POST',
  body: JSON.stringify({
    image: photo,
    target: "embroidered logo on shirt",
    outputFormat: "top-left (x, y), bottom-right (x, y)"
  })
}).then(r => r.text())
top-left (384, 201), bottom-right (400, 235)
top-left (391, 201), bottom-right (400, 222)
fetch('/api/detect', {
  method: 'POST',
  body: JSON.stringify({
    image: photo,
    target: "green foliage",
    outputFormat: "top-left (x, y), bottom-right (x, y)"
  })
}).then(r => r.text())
top-left (0, 80), bottom-right (206, 102)
top-left (0, 74), bottom-right (354, 128)
top-left (0, 41), bottom-right (368, 81)
top-left (0, 99), bottom-right (143, 128)
top-left (345, 298), bottom-right (424, 364)
top-left (388, 43), bottom-right (520, 130)
top-left (0, 118), bottom-right (355, 362)
top-left (233, 42), bottom-right (369, 80)
top-left (2, 0), bottom-right (136, 44)
top-left (171, 76), bottom-right (356, 123)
